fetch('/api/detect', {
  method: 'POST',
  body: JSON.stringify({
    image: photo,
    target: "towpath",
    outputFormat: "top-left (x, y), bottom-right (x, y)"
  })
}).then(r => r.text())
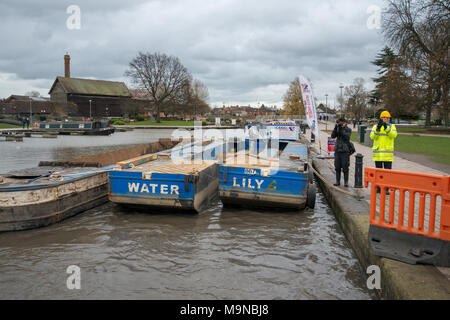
top-left (304, 121), bottom-right (450, 281)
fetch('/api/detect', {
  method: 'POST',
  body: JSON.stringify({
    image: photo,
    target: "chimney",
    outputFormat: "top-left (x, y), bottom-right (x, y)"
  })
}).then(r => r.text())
top-left (64, 53), bottom-right (70, 78)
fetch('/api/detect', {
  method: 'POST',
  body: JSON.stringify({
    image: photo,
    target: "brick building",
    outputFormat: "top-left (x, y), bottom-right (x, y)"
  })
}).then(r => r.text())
top-left (47, 54), bottom-right (152, 117)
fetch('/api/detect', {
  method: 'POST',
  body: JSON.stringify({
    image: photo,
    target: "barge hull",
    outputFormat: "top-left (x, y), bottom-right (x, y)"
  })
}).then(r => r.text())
top-left (108, 163), bottom-right (219, 213)
top-left (0, 183), bottom-right (108, 231)
top-left (220, 189), bottom-right (306, 209)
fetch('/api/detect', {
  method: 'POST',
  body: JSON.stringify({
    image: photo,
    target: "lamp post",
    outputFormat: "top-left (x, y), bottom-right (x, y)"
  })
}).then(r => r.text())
top-left (339, 84), bottom-right (344, 117)
top-left (325, 94), bottom-right (328, 131)
top-left (29, 97), bottom-right (32, 129)
top-left (89, 99), bottom-right (92, 120)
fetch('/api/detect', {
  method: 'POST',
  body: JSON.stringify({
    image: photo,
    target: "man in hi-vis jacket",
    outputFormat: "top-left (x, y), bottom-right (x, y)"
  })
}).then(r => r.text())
top-left (370, 110), bottom-right (398, 193)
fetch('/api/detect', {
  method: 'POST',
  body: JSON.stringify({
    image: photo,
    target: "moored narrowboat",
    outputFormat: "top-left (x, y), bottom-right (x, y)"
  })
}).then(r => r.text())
top-left (38, 120), bottom-right (115, 135)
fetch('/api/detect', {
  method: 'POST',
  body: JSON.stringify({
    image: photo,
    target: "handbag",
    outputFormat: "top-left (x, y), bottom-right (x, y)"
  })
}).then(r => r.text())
top-left (347, 141), bottom-right (356, 155)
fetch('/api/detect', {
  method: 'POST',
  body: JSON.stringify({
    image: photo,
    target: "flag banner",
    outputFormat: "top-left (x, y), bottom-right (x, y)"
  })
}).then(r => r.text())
top-left (298, 75), bottom-right (319, 138)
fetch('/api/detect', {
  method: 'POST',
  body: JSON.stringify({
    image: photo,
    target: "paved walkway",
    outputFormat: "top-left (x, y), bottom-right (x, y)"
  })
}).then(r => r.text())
top-left (304, 121), bottom-right (450, 279)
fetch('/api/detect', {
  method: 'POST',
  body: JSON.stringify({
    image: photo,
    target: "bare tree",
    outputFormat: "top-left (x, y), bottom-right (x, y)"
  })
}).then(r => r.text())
top-left (125, 52), bottom-right (192, 122)
top-left (344, 78), bottom-right (368, 122)
top-left (382, 0), bottom-right (449, 125)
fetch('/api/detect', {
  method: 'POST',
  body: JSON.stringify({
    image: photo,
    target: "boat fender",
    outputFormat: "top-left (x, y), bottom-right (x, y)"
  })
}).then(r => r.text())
top-left (308, 169), bottom-right (314, 183)
top-left (306, 184), bottom-right (316, 209)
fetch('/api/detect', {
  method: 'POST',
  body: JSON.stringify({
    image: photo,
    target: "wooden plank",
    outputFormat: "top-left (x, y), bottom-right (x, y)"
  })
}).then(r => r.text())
top-left (117, 154), bottom-right (158, 169)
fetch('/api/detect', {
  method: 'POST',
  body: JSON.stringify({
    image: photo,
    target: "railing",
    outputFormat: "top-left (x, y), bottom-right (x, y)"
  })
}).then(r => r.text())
top-left (364, 167), bottom-right (450, 241)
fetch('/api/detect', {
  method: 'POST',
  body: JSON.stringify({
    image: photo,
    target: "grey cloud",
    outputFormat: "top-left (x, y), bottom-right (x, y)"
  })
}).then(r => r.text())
top-left (0, 0), bottom-right (385, 105)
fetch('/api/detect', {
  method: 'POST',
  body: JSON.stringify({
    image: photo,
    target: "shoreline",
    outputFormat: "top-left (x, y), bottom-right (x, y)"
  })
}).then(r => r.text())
top-left (309, 144), bottom-right (450, 299)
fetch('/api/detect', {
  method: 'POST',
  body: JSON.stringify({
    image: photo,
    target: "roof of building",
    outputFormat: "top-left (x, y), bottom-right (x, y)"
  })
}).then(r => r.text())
top-left (48, 77), bottom-right (131, 97)
top-left (129, 89), bottom-right (153, 101)
top-left (5, 95), bottom-right (49, 102)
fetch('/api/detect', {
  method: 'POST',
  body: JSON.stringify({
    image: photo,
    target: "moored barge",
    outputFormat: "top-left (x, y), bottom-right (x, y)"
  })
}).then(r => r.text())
top-left (0, 138), bottom-right (179, 231)
top-left (108, 140), bottom-right (224, 212)
top-left (219, 140), bottom-right (316, 210)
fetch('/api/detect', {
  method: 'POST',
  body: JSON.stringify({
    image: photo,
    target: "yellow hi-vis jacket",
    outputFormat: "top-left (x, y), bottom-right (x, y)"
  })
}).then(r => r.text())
top-left (370, 123), bottom-right (398, 162)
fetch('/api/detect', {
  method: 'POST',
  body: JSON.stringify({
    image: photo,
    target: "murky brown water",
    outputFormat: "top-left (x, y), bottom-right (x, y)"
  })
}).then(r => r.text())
top-left (0, 129), bottom-right (376, 299)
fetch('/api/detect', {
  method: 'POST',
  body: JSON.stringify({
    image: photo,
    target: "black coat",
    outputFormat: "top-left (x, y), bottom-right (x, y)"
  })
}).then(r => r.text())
top-left (331, 125), bottom-right (352, 153)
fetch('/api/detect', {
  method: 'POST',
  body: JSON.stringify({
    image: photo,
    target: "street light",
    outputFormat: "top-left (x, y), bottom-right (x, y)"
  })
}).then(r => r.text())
top-left (325, 94), bottom-right (328, 130)
top-left (89, 99), bottom-right (92, 120)
top-left (339, 84), bottom-right (344, 117)
top-left (29, 97), bottom-right (32, 129)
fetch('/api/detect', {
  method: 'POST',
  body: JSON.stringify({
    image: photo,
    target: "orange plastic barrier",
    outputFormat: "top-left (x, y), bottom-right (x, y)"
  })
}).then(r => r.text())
top-left (364, 167), bottom-right (450, 241)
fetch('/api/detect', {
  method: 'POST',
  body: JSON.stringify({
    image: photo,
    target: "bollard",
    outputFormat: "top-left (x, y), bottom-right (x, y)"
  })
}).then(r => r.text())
top-left (354, 153), bottom-right (363, 188)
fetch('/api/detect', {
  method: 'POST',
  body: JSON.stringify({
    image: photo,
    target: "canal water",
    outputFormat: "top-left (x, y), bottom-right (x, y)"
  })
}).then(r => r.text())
top-left (0, 130), bottom-right (376, 299)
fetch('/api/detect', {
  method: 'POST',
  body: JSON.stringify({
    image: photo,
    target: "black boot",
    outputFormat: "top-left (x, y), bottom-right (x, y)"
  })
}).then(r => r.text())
top-left (333, 170), bottom-right (341, 186)
top-left (343, 170), bottom-right (349, 187)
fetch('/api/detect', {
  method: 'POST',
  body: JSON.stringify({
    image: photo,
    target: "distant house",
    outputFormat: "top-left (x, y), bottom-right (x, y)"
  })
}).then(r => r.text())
top-left (5, 95), bottom-right (49, 102)
top-left (317, 104), bottom-right (336, 119)
top-left (1, 94), bottom-right (69, 118)
top-left (211, 105), bottom-right (279, 119)
top-left (129, 89), bottom-right (154, 101)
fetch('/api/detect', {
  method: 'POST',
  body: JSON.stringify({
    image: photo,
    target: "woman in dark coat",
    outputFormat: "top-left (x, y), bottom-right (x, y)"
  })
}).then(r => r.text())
top-left (331, 118), bottom-right (352, 187)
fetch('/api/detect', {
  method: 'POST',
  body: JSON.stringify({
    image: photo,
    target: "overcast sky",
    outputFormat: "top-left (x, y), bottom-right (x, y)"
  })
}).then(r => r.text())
top-left (0, 0), bottom-right (386, 108)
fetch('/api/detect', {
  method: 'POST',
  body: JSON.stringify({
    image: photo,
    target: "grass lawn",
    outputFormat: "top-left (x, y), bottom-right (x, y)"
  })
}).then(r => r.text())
top-left (129, 120), bottom-right (195, 126)
top-left (0, 123), bottom-right (20, 129)
top-left (350, 133), bottom-right (359, 142)
top-left (397, 127), bottom-right (428, 133)
top-left (395, 135), bottom-right (450, 165)
top-left (351, 133), bottom-right (450, 165)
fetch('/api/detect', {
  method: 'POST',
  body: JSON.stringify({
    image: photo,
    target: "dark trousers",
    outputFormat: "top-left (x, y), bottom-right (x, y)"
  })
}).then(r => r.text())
top-left (334, 152), bottom-right (350, 183)
top-left (375, 161), bottom-right (392, 169)
top-left (375, 161), bottom-right (392, 193)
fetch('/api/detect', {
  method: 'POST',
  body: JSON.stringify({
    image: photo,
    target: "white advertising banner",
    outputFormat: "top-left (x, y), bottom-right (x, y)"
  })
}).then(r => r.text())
top-left (298, 74), bottom-right (319, 138)
top-left (215, 117), bottom-right (221, 126)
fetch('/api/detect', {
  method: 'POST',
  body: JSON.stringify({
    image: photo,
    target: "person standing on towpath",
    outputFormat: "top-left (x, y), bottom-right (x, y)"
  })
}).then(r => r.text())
top-left (331, 118), bottom-right (352, 187)
top-left (370, 110), bottom-right (398, 193)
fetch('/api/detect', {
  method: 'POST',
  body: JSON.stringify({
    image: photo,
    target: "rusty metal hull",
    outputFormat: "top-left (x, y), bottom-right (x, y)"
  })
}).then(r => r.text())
top-left (0, 139), bottom-right (181, 231)
top-left (0, 177), bottom-right (109, 232)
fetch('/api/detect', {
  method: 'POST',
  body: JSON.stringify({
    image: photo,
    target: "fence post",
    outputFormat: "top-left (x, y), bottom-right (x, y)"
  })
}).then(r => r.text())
top-left (354, 153), bottom-right (363, 188)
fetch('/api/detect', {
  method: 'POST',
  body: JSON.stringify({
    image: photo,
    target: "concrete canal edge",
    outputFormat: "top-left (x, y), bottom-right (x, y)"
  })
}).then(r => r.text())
top-left (312, 157), bottom-right (450, 300)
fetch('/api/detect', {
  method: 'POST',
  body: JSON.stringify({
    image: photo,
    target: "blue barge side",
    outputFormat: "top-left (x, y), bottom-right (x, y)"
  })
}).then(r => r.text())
top-left (108, 140), bottom-right (223, 212)
top-left (219, 140), bottom-right (315, 209)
